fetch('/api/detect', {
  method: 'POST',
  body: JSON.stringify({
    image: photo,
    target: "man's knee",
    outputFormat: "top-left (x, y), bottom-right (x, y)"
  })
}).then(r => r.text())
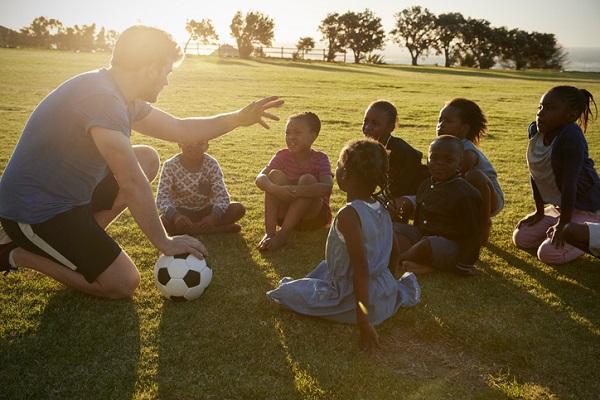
top-left (134, 145), bottom-right (160, 182)
top-left (97, 253), bottom-right (141, 299)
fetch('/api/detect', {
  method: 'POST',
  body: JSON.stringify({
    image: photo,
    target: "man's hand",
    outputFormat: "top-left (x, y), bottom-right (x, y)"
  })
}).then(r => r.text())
top-left (237, 96), bottom-right (285, 129)
top-left (161, 235), bottom-right (208, 261)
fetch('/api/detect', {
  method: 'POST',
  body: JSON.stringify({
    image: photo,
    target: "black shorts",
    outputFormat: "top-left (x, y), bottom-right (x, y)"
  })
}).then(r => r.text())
top-left (277, 202), bottom-right (332, 231)
top-left (0, 173), bottom-right (122, 283)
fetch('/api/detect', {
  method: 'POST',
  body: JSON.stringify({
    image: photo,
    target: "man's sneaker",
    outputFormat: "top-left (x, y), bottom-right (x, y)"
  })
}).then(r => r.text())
top-left (0, 241), bottom-right (18, 275)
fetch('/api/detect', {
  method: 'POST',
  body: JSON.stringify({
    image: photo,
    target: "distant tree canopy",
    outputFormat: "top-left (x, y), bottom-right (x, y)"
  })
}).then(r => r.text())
top-left (390, 6), bottom-right (437, 66)
top-left (3, 9), bottom-right (567, 70)
top-left (184, 19), bottom-right (219, 54)
top-left (296, 37), bottom-right (315, 59)
top-left (1, 16), bottom-right (117, 51)
top-left (230, 10), bottom-right (275, 59)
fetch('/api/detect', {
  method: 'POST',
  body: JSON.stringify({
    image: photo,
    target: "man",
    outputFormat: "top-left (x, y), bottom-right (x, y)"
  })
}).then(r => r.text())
top-left (0, 25), bottom-right (283, 299)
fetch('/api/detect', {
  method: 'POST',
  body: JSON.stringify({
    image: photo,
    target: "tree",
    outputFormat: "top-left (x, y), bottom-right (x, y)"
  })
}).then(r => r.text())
top-left (339, 9), bottom-right (385, 64)
top-left (390, 6), bottom-right (437, 66)
top-left (72, 24), bottom-right (96, 51)
top-left (318, 12), bottom-right (345, 62)
top-left (526, 32), bottom-right (566, 70)
top-left (296, 37), bottom-right (315, 59)
top-left (458, 18), bottom-right (500, 69)
top-left (230, 10), bottom-right (275, 59)
top-left (434, 12), bottom-right (465, 67)
top-left (22, 16), bottom-right (63, 49)
top-left (184, 19), bottom-right (219, 54)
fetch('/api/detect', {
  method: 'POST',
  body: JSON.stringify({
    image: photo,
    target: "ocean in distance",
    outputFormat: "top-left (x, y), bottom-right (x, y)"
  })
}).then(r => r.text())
top-left (188, 42), bottom-right (600, 73)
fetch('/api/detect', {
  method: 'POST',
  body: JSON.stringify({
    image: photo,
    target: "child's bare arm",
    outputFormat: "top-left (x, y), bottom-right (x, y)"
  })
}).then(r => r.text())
top-left (291, 174), bottom-right (333, 198)
top-left (337, 206), bottom-right (381, 353)
top-left (460, 149), bottom-right (479, 175)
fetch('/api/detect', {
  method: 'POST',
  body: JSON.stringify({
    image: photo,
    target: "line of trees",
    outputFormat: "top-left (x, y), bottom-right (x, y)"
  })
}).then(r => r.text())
top-left (0, 16), bottom-right (118, 52)
top-left (2, 7), bottom-right (566, 70)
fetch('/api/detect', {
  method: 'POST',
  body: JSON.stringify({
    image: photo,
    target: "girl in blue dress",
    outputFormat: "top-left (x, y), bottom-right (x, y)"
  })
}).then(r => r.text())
top-left (267, 138), bottom-right (420, 352)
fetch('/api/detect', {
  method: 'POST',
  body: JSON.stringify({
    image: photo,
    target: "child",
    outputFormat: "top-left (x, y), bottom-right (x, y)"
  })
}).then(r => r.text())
top-left (156, 141), bottom-right (246, 235)
top-left (437, 98), bottom-right (504, 244)
top-left (513, 85), bottom-right (600, 264)
top-left (362, 100), bottom-right (429, 222)
top-left (563, 222), bottom-right (600, 259)
top-left (394, 135), bottom-right (483, 274)
top-left (267, 138), bottom-right (420, 352)
top-left (256, 112), bottom-right (334, 251)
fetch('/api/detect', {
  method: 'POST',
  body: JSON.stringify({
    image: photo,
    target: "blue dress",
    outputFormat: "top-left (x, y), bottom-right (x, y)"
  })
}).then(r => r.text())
top-left (266, 200), bottom-right (420, 326)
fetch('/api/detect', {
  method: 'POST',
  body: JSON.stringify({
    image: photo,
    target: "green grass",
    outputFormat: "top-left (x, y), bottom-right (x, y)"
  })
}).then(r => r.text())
top-left (1, 48), bottom-right (599, 400)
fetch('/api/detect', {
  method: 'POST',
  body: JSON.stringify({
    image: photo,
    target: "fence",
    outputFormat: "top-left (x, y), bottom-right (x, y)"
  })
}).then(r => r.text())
top-left (182, 43), bottom-right (351, 63)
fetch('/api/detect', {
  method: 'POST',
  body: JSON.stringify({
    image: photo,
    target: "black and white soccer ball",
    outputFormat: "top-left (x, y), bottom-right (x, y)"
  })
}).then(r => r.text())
top-left (154, 253), bottom-right (212, 301)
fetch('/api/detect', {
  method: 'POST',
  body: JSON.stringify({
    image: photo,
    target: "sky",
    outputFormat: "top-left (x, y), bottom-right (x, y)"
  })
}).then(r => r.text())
top-left (1, 0), bottom-right (599, 49)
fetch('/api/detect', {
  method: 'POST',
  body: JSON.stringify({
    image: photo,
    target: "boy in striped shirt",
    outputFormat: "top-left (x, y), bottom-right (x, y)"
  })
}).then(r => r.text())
top-left (256, 112), bottom-right (333, 251)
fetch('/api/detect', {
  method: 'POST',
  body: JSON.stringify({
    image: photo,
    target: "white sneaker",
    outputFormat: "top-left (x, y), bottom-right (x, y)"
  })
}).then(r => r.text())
top-left (0, 227), bottom-right (12, 245)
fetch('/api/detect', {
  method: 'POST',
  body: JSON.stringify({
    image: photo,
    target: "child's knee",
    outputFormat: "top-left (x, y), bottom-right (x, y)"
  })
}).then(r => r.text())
top-left (229, 202), bottom-right (246, 218)
top-left (512, 226), bottom-right (544, 249)
top-left (267, 169), bottom-right (287, 185)
top-left (537, 240), bottom-right (582, 265)
top-left (297, 174), bottom-right (317, 185)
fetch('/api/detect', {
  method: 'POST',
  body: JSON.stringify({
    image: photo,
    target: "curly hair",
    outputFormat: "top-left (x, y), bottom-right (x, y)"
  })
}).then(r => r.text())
top-left (367, 100), bottom-right (399, 129)
top-left (547, 85), bottom-right (598, 134)
top-left (288, 111), bottom-right (321, 136)
top-left (339, 138), bottom-right (389, 199)
top-left (445, 98), bottom-right (488, 146)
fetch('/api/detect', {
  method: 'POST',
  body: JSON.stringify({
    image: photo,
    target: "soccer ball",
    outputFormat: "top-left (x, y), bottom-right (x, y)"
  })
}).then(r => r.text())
top-left (154, 253), bottom-right (213, 301)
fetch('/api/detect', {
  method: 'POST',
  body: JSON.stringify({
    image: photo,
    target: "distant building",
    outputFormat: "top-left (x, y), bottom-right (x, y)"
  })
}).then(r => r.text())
top-left (213, 44), bottom-right (239, 58)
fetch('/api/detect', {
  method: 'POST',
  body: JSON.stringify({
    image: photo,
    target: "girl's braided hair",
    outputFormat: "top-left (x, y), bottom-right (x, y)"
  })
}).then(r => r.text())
top-left (339, 138), bottom-right (389, 201)
top-left (548, 85), bottom-right (598, 133)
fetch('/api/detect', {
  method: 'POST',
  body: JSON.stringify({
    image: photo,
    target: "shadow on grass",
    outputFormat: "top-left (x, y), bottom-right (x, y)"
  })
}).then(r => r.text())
top-left (0, 290), bottom-right (140, 399)
top-left (475, 243), bottom-right (600, 398)
top-left (156, 232), bottom-right (307, 398)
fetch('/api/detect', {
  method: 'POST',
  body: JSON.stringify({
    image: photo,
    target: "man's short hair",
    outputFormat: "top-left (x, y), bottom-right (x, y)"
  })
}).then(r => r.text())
top-left (110, 25), bottom-right (184, 71)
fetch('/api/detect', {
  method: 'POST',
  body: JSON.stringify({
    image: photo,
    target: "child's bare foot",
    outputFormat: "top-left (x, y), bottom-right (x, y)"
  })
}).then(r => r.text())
top-left (403, 261), bottom-right (436, 274)
top-left (257, 233), bottom-right (274, 251)
top-left (265, 234), bottom-right (287, 252)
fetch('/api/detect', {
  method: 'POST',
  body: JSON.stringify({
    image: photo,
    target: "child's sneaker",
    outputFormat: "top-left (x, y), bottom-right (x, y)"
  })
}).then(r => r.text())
top-left (0, 226), bottom-right (12, 245)
top-left (0, 241), bottom-right (18, 275)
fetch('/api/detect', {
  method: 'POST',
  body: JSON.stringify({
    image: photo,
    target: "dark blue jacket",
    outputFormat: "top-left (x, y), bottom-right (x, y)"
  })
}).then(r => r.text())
top-left (528, 122), bottom-right (600, 212)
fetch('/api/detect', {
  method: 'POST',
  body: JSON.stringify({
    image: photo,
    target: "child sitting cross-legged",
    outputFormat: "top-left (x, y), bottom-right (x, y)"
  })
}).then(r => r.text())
top-left (394, 135), bottom-right (483, 275)
top-left (156, 141), bottom-right (246, 236)
top-left (255, 112), bottom-right (334, 251)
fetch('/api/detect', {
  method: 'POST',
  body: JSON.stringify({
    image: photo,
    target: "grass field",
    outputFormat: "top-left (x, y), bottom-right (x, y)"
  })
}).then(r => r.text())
top-left (1, 48), bottom-right (599, 400)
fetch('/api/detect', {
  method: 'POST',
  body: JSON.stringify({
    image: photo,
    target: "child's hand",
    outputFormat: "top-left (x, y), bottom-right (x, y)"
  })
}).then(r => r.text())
top-left (197, 213), bottom-right (219, 230)
top-left (548, 222), bottom-right (567, 248)
top-left (173, 213), bottom-right (193, 229)
top-left (358, 320), bottom-right (382, 354)
top-left (273, 186), bottom-right (297, 203)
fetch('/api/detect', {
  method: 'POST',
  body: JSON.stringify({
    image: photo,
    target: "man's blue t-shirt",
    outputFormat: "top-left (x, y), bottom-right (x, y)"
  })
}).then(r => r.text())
top-left (0, 68), bottom-right (152, 224)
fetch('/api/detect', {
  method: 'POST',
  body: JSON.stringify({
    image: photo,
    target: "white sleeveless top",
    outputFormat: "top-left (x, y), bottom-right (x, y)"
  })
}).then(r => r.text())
top-left (527, 130), bottom-right (561, 206)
